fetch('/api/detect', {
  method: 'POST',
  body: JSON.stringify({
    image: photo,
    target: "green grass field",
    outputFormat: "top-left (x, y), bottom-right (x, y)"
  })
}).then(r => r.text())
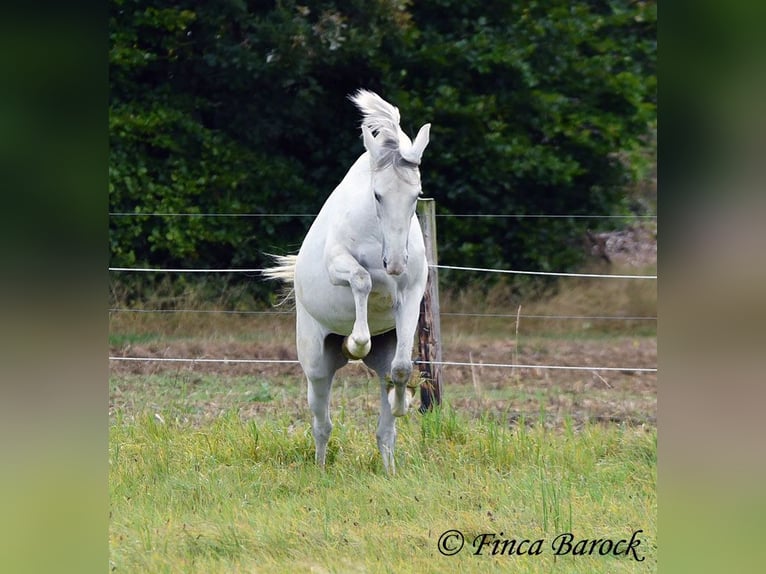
top-left (109, 372), bottom-right (656, 573)
top-left (109, 271), bottom-right (656, 572)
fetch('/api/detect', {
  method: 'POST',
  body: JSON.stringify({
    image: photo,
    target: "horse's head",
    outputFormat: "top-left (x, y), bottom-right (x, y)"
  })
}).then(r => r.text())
top-left (352, 90), bottom-right (430, 276)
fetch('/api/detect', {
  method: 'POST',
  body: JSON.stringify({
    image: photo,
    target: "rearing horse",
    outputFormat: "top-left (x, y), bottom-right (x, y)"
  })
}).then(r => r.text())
top-left (265, 90), bottom-right (431, 473)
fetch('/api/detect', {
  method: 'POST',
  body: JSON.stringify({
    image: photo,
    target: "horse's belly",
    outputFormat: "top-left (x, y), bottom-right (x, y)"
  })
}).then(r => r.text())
top-left (366, 290), bottom-right (397, 334)
top-left (296, 274), bottom-right (396, 336)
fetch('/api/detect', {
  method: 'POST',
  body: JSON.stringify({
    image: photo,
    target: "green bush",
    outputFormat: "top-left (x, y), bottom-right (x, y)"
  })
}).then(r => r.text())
top-left (109, 0), bottom-right (655, 299)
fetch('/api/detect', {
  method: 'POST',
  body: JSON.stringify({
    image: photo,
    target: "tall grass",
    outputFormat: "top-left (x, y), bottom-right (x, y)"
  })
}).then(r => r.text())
top-left (440, 263), bottom-right (657, 340)
top-left (110, 404), bottom-right (656, 573)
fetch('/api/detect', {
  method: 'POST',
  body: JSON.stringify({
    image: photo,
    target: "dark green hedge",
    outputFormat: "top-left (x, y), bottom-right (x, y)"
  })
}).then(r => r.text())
top-left (109, 0), bottom-right (655, 297)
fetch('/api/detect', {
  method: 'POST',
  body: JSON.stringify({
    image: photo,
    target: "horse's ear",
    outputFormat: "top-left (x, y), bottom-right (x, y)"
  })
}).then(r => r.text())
top-left (361, 125), bottom-right (380, 160)
top-left (410, 123), bottom-right (431, 162)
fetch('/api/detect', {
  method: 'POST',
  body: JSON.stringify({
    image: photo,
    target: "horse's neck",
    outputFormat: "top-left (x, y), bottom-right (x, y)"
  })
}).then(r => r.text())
top-left (334, 153), bottom-right (377, 221)
top-left (312, 154), bottom-right (382, 257)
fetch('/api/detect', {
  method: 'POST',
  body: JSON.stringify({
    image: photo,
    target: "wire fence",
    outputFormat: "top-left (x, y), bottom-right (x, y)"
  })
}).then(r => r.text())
top-left (109, 212), bottom-right (656, 219)
top-left (108, 210), bottom-right (657, 374)
top-left (108, 356), bottom-right (657, 373)
top-left (108, 266), bottom-right (656, 280)
top-left (108, 308), bottom-right (656, 321)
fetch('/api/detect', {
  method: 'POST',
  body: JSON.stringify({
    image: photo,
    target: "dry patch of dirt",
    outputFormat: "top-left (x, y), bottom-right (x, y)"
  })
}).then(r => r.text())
top-left (441, 336), bottom-right (656, 428)
top-left (110, 333), bottom-right (656, 429)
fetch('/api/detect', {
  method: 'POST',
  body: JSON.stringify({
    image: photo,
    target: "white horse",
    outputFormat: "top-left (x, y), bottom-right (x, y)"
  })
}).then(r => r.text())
top-left (265, 90), bottom-right (431, 473)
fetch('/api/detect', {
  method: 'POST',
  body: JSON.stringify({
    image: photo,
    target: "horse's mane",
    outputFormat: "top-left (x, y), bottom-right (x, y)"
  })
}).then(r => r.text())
top-left (349, 89), bottom-right (421, 179)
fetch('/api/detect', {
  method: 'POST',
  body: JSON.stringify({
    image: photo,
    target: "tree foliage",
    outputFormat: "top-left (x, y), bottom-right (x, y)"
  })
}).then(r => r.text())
top-left (109, 0), bottom-right (656, 295)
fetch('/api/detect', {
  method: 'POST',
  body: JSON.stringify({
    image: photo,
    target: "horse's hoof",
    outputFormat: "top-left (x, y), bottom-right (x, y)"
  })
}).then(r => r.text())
top-left (342, 336), bottom-right (371, 360)
top-left (387, 385), bottom-right (411, 417)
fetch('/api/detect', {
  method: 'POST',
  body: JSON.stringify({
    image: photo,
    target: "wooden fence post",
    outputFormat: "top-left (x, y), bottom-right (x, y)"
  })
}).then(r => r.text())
top-left (416, 198), bottom-right (443, 411)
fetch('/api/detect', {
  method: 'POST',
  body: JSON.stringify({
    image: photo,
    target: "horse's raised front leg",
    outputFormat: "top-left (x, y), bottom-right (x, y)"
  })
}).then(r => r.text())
top-left (326, 249), bottom-right (372, 359)
top-left (388, 292), bottom-right (422, 417)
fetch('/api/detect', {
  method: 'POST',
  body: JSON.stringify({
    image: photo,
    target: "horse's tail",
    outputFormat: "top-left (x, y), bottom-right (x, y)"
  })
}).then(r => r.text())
top-left (262, 254), bottom-right (297, 284)
top-left (262, 254), bottom-right (297, 308)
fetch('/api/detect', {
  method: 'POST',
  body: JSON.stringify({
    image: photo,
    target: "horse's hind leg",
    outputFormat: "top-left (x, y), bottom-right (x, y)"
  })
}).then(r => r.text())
top-left (363, 330), bottom-right (399, 474)
top-left (296, 305), bottom-right (347, 467)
